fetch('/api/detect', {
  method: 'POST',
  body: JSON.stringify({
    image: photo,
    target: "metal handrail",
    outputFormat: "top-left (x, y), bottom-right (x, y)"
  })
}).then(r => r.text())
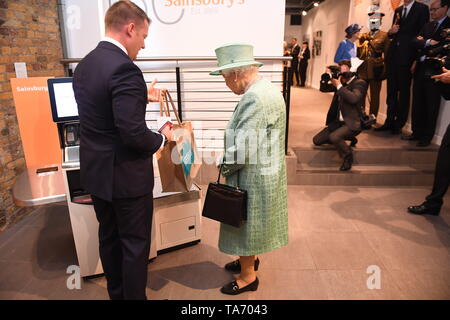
top-left (61, 56), bottom-right (293, 154)
top-left (60, 56), bottom-right (292, 64)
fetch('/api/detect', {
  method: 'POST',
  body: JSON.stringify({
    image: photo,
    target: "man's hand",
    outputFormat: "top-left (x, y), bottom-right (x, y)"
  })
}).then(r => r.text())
top-left (161, 126), bottom-right (174, 142)
top-left (331, 77), bottom-right (340, 88)
top-left (389, 24), bottom-right (400, 34)
top-left (431, 67), bottom-right (450, 83)
top-left (147, 79), bottom-right (162, 102)
top-left (429, 40), bottom-right (439, 46)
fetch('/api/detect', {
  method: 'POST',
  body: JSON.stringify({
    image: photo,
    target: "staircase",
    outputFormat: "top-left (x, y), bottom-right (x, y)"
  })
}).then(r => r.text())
top-left (287, 146), bottom-right (438, 186)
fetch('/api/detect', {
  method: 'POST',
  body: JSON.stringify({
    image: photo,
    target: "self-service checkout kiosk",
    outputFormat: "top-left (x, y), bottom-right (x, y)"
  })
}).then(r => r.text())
top-left (45, 77), bottom-right (202, 277)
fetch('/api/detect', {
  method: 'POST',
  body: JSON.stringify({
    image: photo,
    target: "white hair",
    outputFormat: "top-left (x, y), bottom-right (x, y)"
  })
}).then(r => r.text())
top-left (221, 65), bottom-right (259, 77)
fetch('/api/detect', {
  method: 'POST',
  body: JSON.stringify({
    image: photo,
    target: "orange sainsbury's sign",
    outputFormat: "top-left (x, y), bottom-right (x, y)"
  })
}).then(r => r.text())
top-left (164, 0), bottom-right (244, 8)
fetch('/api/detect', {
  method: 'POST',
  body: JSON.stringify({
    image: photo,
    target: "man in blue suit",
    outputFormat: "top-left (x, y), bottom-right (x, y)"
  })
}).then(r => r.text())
top-left (73, 0), bottom-right (173, 300)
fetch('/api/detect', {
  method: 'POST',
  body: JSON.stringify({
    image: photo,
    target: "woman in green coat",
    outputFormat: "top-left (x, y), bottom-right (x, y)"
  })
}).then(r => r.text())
top-left (210, 43), bottom-right (288, 295)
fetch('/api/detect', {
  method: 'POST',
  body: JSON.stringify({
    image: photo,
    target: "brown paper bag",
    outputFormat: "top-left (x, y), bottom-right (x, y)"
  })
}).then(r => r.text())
top-left (156, 90), bottom-right (201, 192)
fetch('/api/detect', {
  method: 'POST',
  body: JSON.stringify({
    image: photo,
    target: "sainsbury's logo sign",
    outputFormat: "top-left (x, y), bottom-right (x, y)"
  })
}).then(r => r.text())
top-left (164, 0), bottom-right (244, 8)
top-left (117, 0), bottom-right (246, 25)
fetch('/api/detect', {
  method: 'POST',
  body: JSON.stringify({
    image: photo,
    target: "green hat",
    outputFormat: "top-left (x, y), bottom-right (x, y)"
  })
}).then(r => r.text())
top-left (210, 43), bottom-right (263, 76)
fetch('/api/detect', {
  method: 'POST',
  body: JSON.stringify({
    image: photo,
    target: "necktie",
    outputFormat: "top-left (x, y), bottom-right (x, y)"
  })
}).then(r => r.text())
top-left (403, 7), bottom-right (408, 19)
top-left (432, 21), bottom-right (439, 34)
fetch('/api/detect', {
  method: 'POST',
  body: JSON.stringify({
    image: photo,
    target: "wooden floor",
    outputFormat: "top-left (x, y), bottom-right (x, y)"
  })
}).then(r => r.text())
top-left (0, 88), bottom-right (449, 300)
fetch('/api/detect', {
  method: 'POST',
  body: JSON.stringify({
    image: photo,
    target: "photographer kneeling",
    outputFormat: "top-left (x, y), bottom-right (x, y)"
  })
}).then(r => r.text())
top-left (313, 60), bottom-right (368, 171)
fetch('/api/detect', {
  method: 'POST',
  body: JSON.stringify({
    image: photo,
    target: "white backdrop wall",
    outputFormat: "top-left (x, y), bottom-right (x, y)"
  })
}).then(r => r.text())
top-left (61, 0), bottom-right (286, 58)
top-left (348, 0), bottom-right (449, 144)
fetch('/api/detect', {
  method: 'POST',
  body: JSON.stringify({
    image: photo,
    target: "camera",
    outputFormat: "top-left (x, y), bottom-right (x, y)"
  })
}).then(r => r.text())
top-left (423, 28), bottom-right (450, 78)
top-left (361, 113), bottom-right (376, 130)
top-left (422, 28), bottom-right (450, 99)
top-left (319, 65), bottom-right (355, 92)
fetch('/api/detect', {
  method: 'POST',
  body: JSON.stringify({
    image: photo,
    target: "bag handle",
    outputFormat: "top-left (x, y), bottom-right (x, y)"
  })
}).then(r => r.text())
top-left (159, 90), bottom-right (170, 117)
top-left (217, 164), bottom-right (240, 188)
top-left (163, 90), bottom-right (182, 125)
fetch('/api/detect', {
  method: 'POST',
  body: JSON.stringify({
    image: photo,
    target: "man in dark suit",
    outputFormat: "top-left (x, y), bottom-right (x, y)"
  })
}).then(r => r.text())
top-left (404, 0), bottom-right (450, 147)
top-left (313, 60), bottom-right (368, 171)
top-left (408, 67), bottom-right (450, 216)
top-left (290, 38), bottom-right (301, 86)
top-left (375, 0), bottom-right (429, 134)
top-left (73, 1), bottom-right (173, 300)
top-left (299, 41), bottom-right (311, 87)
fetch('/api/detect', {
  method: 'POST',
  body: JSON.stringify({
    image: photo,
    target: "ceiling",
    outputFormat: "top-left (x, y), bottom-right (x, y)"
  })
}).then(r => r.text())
top-left (285, 0), bottom-right (325, 14)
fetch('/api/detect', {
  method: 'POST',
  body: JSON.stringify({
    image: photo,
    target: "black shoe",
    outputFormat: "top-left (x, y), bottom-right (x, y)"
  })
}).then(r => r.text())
top-left (221, 278), bottom-right (259, 295)
top-left (417, 140), bottom-right (431, 147)
top-left (340, 154), bottom-right (353, 171)
top-left (407, 204), bottom-right (440, 216)
top-left (224, 258), bottom-right (260, 273)
top-left (374, 124), bottom-right (390, 132)
top-left (401, 134), bottom-right (420, 141)
top-left (350, 137), bottom-right (358, 147)
top-left (391, 127), bottom-right (401, 135)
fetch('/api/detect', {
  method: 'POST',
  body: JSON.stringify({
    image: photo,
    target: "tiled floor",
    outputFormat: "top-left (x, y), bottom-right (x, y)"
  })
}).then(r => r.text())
top-left (0, 185), bottom-right (449, 300)
top-left (1, 87), bottom-right (449, 300)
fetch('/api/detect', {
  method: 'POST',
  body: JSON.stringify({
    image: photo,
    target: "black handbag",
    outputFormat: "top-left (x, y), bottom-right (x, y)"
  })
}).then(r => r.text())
top-left (201, 165), bottom-right (247, 228)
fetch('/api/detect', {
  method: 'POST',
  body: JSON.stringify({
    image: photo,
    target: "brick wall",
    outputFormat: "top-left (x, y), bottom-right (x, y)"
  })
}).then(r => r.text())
top-left (0, 0), bottom-right (66, 231)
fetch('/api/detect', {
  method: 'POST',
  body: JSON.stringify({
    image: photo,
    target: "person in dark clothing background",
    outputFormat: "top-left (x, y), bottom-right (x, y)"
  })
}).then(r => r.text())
top-left (73, 0), bottom-right (173, 300)
top-left (299, 41), bottom-right (311, 87)
top-left (403, 0), bottom-right (450, 147)
top-left (375, 0), bottom-right (429, 134)
top-left (408, 67), bottom-right (450, 216)
top-left (313, 60), bottom-right (368, 171)
top-left (290, 38), bottom-right (301, 86)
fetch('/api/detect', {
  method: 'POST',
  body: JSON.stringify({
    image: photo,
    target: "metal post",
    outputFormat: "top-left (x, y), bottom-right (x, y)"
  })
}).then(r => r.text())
top-left (175, 66), bottom-right (183, 122)
top-left (284, 66), bottom-right (293, 155)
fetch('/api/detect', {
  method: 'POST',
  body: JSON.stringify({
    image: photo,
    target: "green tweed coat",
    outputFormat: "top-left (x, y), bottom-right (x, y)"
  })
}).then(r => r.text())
top-left (219, 78), bottom-right (288, 256)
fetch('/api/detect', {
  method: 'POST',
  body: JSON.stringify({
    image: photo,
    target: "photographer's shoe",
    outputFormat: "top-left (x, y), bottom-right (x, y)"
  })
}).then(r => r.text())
top-left (340, 154), bottom-right (353, 171)
top-left (417, 140), bottom-right (431, 147)
top-left (225, 257), bottom-right (260, 273)
top-left (401, 134), bottom-right (420, 141)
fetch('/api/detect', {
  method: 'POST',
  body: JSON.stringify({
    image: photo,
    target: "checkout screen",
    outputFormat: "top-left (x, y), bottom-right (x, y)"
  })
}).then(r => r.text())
top-left (53, 82), bottom-right (78, 118)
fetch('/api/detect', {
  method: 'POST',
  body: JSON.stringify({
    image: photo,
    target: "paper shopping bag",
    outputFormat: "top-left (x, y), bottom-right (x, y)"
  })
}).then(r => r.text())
top-left (156, 90), bottom-right (201, 192)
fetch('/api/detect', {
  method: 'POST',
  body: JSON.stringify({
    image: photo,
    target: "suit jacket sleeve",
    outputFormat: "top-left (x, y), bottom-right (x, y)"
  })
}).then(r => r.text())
top-left (336, 80), bottom-right (368, 106)
top-left (110, 62), bottom-right (163, 154)
top-left (222, 92), bottom-right (264, 177)
top-left (305, 48), bottom-right (311, 60)
top-left (291, 45), bottom-right (300, 59)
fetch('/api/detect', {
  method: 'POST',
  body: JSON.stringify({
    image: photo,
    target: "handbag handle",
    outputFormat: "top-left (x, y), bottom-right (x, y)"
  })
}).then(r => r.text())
top-left (217, 164), bottom-right (240, 188)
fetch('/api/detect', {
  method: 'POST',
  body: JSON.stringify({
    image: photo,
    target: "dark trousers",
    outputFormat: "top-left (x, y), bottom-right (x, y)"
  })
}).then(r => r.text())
top-left (385, 64), bottom-right (412, 130)
top-left (425, 124), bottom-right (450, 211)
top-left (290, 62), bottom-right (300, 86)
top-left (299, 61), bottom-right (308, 87)
top-left (91, 194), bottom-right (153, 300)
top-left (411, 63), bottom-right (442, 142)
top-left (313, 122), bottom-right (360, 157)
